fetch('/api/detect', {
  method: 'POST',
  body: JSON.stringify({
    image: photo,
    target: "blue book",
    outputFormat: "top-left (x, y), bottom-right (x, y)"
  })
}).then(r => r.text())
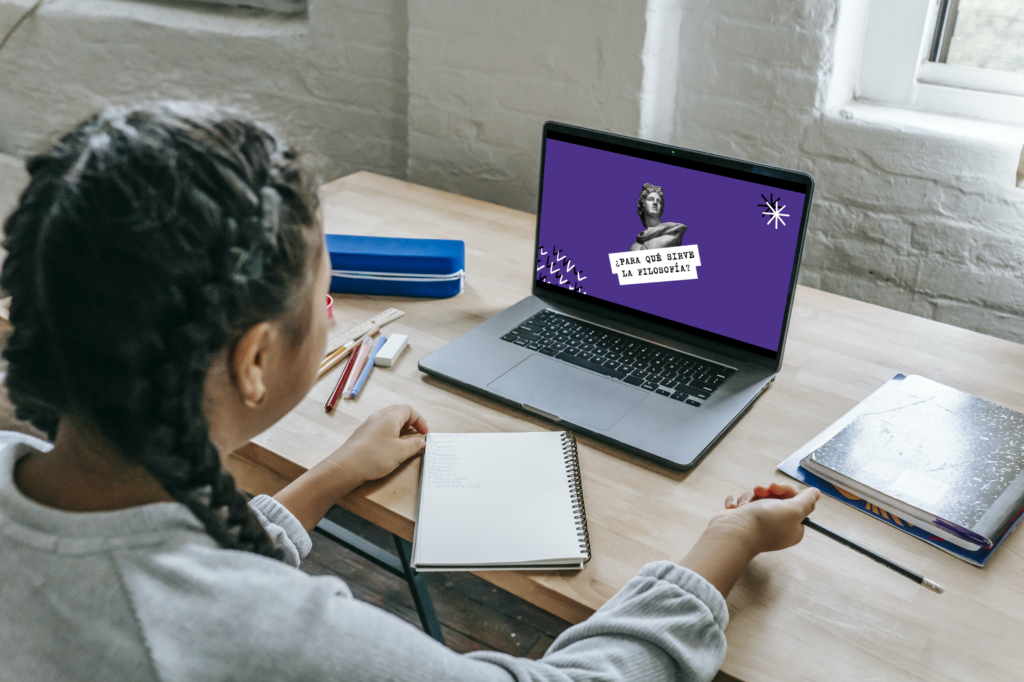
top-left (778, 374), bottom-right (1024, 567)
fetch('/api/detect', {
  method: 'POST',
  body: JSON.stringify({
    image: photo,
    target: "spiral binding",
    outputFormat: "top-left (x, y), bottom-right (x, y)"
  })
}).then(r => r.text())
top-left (560, 432), bottom-right (591, 563)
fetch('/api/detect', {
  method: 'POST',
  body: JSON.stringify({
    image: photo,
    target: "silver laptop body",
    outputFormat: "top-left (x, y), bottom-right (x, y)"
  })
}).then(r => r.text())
top-left (420, 123), bottom-right (814, 470)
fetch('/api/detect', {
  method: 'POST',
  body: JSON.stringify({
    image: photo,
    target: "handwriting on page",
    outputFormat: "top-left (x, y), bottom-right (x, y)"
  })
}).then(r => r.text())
top-left (425, 434), bottom-right (481, 490)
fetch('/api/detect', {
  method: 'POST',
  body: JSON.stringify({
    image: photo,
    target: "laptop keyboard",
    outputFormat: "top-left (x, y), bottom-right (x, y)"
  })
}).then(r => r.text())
top-left (500, 310), bottom-right (735, 406)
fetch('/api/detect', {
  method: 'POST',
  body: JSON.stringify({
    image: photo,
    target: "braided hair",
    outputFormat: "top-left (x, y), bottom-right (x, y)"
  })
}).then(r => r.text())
top-left (1, 102), bottom-right (319, 559)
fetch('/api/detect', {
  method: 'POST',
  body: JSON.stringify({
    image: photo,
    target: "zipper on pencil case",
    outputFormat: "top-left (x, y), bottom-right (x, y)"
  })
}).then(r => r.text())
top-left (331, 269), bottom-right (464, 282)
top-left (331, 269), bottom-right (465, 294)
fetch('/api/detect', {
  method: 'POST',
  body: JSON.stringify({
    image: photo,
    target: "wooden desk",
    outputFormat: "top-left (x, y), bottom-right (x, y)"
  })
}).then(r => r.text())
top-left (229, 171), bottom-right (1024, 682)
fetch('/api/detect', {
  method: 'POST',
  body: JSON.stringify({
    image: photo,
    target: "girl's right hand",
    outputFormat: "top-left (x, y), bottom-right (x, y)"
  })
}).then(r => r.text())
top-left (679, 482), bottom-right (819, 597)
top-left (714, 482), bottom-right (820, 555)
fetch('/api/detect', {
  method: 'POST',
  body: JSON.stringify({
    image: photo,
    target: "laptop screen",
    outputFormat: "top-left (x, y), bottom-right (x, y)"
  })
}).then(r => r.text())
top-left (534, 129), bottom-right (811, 359)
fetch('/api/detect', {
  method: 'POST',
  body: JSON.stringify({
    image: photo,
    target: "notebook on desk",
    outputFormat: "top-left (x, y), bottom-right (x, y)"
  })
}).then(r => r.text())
top-left (802, 374), bottom-right (1024, 551)
top-left (411, 431), bottom-right (591, 571)
top-left (779, 374), bottom-right (1024, 565)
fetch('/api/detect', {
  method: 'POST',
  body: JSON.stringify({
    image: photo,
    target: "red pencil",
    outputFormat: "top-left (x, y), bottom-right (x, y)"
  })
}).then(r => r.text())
top-left (325, 350), bottom-right (359, 413)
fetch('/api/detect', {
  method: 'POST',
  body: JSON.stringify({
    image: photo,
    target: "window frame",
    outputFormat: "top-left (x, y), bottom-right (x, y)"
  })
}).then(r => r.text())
top-left (856, 0), bottom-right (1024, 127)
top-left (169, 0), bottom-right (307, 14)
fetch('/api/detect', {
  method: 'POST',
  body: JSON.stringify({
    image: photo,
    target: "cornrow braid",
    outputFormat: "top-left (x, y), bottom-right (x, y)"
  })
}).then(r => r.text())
top-left (1, 102), bottom-right (319, 559)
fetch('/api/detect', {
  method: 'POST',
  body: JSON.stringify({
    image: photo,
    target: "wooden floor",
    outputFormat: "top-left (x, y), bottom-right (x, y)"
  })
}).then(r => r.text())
top-left (304, 506), bottom-right (571, 658)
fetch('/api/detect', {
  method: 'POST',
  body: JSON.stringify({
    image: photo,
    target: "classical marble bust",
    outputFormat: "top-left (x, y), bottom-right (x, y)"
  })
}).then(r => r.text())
top-left (630, 183), bottom-right (687, 251)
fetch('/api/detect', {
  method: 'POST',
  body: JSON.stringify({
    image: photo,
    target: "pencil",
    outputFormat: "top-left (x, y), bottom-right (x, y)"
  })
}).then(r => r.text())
top-left (318, 344), bottom-right (355, 379)
top-left (322, 340), bottom-right (356, 367)
top-left (802, 518), bottom-right (944, 593)
top-left (324, 350), bottom-right (359, 413)
top-left (317, 325), bottom-right (380, 379)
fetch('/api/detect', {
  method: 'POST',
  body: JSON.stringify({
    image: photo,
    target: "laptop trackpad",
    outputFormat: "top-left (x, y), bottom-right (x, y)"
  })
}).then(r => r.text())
top-left (487, 355), bottom-right (647, 431)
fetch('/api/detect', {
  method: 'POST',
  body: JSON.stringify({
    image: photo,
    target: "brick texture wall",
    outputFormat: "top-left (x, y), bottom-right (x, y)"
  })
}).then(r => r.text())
top-left (667, 0), bottom-right (1024, 343)
top-left (406, 0), bottom-right (646, 212)
top-left (0, 0), bottom-right (409, 186)
top-left (2, 0), bottom-right (1023, 343)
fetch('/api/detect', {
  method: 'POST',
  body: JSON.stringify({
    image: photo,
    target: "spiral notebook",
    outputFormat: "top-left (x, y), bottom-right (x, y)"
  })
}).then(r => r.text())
top-left (411, 431), bottom-right (591, 571)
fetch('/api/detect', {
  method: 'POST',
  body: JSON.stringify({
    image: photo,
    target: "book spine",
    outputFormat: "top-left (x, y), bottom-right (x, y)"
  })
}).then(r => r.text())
top-left (561, 432), bottom-right (592, 563)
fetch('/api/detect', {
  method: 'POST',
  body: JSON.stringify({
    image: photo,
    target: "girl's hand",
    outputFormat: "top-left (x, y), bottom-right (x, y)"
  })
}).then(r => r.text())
top-left (715, 481), bottom-right (820, 555)
top-left (679, 482), bottom-right (819, 597)
top-left (274, 405), bottom-right (428, 531)
top-left (328, 404), bottom-right (429, 485)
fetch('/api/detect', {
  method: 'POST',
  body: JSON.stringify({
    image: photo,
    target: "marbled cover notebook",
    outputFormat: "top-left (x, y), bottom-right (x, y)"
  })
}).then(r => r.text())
top-left (779, 375), bottom-right (1024, 566)
top-left (806, 374), bottom-right (1024, 549)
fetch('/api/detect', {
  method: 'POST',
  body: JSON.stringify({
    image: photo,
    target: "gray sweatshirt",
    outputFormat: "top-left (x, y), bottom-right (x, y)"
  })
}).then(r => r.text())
top-left (0, 431), bottom-right (728, 681)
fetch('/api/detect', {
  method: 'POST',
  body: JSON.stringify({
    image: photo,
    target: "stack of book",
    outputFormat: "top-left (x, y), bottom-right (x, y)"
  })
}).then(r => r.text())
top-left (779, 374), bottom-right (1024, 565)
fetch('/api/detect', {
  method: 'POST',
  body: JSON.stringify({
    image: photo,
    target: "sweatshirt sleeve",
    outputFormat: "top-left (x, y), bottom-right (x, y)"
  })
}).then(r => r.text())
top-left (237, 499), bottom-right (727, 679)
top-left (290, 560), bottom-right (728, 682)
top-left (247, 495), bottom-right (311, 567)
top-left (127, 545), bottom-right (729, 682)
top-left (467, 561), bottom-right (728, 682)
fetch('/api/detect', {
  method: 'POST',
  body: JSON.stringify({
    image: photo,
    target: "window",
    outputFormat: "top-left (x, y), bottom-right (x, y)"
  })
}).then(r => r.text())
top-left (931, 0), bottom-right (1024, 74)
top-left (857, 0), bottom-right (1024, 126)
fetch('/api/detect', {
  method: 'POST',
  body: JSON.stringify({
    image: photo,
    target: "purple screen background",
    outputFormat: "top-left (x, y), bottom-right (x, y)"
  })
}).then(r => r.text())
top-left (537, 139), bottom-right (807, 352)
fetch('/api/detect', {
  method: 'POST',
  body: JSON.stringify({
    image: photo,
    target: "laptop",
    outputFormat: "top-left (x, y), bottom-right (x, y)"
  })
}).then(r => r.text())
top-left (418, 122), bottom-right (814, 469)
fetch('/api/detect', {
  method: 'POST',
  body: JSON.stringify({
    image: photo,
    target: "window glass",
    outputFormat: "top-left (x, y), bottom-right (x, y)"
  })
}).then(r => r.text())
top-left (945, 0), bottom-right (1024, 74)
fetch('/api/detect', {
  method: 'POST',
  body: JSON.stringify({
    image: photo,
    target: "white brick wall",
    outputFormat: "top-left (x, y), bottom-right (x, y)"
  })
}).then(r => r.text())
top-left (0, 0), bottom-right (409, 185)
top-left (2, 0), bottom-right (1023, 344)
top-left (665, 0), bottom-right (1024, 343)
top-left (406, 0), bottom-right (646, 212)
top-left (0, 154), bottom-right (28, 226)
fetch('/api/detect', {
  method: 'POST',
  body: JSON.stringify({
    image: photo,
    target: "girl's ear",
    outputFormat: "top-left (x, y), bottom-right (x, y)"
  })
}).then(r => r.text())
top-left (232, 322), bottom-right (275, 408)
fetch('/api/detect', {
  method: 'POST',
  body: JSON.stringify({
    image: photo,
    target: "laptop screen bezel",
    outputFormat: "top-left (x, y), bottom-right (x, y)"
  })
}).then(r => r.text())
top-left (531, 122), bottom-right (814, 366)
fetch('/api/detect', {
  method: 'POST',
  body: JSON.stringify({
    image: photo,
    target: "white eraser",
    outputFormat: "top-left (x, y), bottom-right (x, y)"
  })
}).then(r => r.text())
top-left (374, 333), bottom-right (409, 367)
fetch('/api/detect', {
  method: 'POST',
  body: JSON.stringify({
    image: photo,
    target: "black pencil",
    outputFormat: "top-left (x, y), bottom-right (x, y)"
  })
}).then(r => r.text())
top-left (802, 518), bottom-right (944, 594)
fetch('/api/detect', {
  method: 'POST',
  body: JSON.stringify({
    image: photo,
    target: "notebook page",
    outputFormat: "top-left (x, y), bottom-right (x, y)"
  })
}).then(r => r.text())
top-left (413, 432), bottom-right (585, 566)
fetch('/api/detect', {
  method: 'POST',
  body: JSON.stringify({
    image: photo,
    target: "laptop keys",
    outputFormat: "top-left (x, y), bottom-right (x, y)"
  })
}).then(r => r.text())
top-left (556, 352), bottom-right (627, 379)
top-left (502, 312), bottom-right (734, 401)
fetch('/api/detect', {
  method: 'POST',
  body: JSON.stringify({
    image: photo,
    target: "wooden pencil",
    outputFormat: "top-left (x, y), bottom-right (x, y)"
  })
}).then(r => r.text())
top-left (317, 326), bottom-right (379, 379)
top-left (802, 518), bottom-right (944, 593)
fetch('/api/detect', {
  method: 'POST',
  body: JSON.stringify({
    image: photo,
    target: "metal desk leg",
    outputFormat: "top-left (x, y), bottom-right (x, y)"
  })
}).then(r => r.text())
top-left (314, 515), bottom-right (445, 644)
top-left (393, 534), bottom-right (445, 644)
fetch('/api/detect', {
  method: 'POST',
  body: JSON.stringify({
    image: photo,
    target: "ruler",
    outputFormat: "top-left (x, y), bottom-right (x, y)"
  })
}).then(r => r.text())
top-left (323, 306), bottom-right (404, 356)
top-left (325, 307), bottom-right (404, 356)
top-left (317, 307), bottom-right (405, 380)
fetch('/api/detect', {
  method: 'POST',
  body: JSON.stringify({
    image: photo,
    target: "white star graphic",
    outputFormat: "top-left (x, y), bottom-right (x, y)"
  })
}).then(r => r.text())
top-left (759, 195), bottom-right (789, 229)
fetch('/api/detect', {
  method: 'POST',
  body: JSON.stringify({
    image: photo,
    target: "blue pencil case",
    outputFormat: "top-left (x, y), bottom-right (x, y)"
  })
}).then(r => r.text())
top-left (326, 234), bottom-right (465, 299)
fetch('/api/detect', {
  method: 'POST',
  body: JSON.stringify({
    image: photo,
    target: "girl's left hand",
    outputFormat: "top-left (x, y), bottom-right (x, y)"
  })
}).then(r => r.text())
top-left (327, 404), bottom-right (429, 485)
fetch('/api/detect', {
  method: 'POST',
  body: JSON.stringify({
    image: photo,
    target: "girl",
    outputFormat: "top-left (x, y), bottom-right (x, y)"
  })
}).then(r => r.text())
top-left (0, 103), bottom-right (819, 681)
